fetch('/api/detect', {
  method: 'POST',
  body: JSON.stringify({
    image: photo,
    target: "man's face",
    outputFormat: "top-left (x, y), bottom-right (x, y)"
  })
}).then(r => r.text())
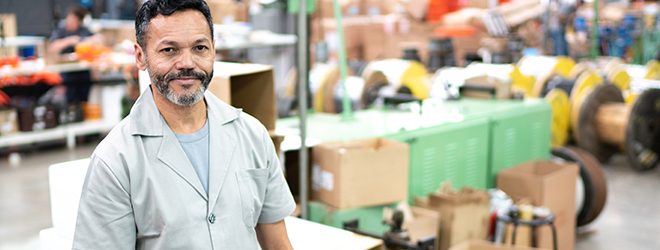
top-left (135, 9), bottom-right (215, 107)
top-left (65, 14), bottom-right (80, 32)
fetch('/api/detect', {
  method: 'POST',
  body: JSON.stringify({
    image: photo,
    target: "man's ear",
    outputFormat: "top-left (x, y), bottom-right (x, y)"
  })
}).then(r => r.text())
top-left (135, 43), bottom-right (147, 71)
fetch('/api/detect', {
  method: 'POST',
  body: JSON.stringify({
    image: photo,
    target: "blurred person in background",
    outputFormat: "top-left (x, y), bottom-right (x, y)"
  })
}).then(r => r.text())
top-left (48, 5), bottom-right (103, 109)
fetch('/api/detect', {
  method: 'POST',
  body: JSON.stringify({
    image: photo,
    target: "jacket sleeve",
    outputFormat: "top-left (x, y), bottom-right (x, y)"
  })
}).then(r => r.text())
top-left (257, 129), bottom-right (296, 224)
top-left (72, 155), bottom-right (136, 249)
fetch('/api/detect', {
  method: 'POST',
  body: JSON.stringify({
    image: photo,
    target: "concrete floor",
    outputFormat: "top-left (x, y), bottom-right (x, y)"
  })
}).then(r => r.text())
top-left (0, 140), bottom-right (659, 249)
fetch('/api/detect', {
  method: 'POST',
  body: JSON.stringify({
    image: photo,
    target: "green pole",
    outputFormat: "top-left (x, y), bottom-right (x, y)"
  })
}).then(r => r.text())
top-left (332, 0), bottom-right (353, 121)
top-left (590, 0), bottom-right (599, 59)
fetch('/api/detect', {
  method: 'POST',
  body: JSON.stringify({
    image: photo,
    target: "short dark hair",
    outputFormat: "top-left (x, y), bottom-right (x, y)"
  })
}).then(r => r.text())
top-left (135, 0), bottom-right (214, 49)
top-left (68, 6), bottom-right (88, 22)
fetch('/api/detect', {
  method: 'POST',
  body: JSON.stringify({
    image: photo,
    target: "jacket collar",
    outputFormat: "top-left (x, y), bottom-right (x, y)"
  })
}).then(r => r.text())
top-left (129, 86), bottom-right (241, 203)
top-left (128, 86), bottom-right (240, 136)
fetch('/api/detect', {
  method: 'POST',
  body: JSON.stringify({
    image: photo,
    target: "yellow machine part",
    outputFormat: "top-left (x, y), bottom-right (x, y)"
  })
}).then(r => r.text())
top-left (571, 70), bottom-right (603, 105)
top-left (545, 88), bottom-right (571, 148)
top-left (608, 67), bottom-right (631, 92)
top-left (570, 86), bottom-right (591, 137)
top-left (313, 65), bottom-right (341, 113)
top-left (569, 62), bottom-right (591, 80)
top-left (646, 60), bottom-right (659, 80)
top-left (510, 66), bottom-right (536, 98)
top-left (624, 91), bottom-right (638, 105)
top-left (400, 61), bottom-right (431, 99)
top-left (553, 56), bottom-right (577, 77)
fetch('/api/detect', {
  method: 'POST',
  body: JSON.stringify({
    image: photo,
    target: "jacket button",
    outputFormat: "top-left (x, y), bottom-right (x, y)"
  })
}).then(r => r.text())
top-left (208, 214), bottom-right (216, 224)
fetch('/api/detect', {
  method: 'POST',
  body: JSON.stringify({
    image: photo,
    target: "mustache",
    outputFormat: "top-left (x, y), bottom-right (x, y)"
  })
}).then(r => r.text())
top-left (163, 69), bottom-right (207, 82)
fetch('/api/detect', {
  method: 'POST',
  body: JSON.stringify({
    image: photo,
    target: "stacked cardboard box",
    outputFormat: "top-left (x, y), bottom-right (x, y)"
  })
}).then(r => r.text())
top-left (497, 161), bottom-right (578, 250)
top-left (415, 185), bottom-right (491, 250)
top-left (312, 15), bottom-right (446, 63)
top-left (206, 0), bottom-right (249, 24)
top-left (312, 138), bottom-right (409, 208)
top-left (0, 108), bottom-right (18, 135)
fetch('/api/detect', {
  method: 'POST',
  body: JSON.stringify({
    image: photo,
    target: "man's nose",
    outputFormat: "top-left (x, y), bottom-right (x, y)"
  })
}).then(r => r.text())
top-left (175, 51), bottom-right (195, 70)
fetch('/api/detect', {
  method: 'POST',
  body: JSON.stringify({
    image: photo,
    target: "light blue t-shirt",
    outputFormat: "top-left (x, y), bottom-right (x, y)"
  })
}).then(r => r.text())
top-left (175, 120), bottom-right (210, 193)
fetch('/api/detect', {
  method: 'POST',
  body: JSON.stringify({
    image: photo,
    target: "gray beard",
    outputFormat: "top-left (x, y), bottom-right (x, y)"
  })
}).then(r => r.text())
top-left (154, 78), bottom-right (207, 107)
top-left (147, 64), bottom-right (213, 107)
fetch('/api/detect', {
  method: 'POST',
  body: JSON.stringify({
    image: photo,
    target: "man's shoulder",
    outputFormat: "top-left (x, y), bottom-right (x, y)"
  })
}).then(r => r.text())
top-left (92, 117), bottom-right (136, 160)
top-left (205, 93), bottom-right (267, 133)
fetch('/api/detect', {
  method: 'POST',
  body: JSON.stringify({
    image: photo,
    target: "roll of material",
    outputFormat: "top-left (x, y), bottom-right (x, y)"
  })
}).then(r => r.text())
top-left (551, 147), bottom-right (607, 228)
top-left (517, 56), bottom-right (576, 97)
top-left (361, 59), bottom-right (431, 103)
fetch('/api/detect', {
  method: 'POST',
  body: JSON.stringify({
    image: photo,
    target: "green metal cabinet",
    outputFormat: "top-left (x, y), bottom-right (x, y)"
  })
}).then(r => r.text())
top-left (279, 98), bottom-right (551, 233)
top-left (386, 118), bottom-right (490, 203)
top-left (277, 98), bottom-right (552, 191)
top-left (487, 100), bottom-right (552, 187)
top-left (308, 201), bottom-right (395, 236)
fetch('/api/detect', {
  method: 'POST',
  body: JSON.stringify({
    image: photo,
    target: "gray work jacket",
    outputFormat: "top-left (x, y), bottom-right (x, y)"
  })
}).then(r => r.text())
top-left (72, 87), bottom-right (295, 249)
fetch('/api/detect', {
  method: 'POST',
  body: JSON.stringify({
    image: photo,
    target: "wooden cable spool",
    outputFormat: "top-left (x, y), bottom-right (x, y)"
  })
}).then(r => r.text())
top-left (360, 59), bottom-right (431, 107)
top-left (572, 84), bottom-right (660, 170)
top-left (551, 147), bottom-right (607, 227)
top-left (625, 88), bottom-right (660, 171)
top-left (309, 64), bottom-right (355, 113)
top-left (516, 56), bottom-right (576, 97)
top-left (542, 70), bottom-right (602, 147)
top-left (546, 89), bottom-right (571, 148)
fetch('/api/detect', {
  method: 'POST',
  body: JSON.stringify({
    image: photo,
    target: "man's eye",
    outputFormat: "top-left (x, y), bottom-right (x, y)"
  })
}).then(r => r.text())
top-left (161, 48), bottom-right (175, 54)
top-left (194, 45), bottom-right (208, 52)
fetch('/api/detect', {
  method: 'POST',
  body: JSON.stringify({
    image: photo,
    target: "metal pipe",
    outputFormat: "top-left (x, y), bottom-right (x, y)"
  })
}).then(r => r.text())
top-left (590, 0), bottom-right (599, 59)
top-left (332, 0), bottom-right (353, 121)
top-left (297, 0), bottom-right (309, 219)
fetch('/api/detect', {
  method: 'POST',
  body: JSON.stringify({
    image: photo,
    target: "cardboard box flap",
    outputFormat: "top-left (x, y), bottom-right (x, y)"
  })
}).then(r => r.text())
top-left (215, 62), bottom-right (273, 77)
top-left (207, 61), bottom-right (276, 131)
top-left (427, 184), bottom-right (490, 206)
top-left (317, 138), bottom-right (408, 152)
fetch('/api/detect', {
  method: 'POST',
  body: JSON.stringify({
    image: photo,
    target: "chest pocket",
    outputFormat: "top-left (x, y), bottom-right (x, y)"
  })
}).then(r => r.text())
top-left (236, 168), bottom-right (269, 227)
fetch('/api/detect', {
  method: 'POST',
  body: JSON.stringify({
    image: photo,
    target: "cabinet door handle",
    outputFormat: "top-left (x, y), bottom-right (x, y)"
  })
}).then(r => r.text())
top-left (406, 137), bottom-right (418, 144)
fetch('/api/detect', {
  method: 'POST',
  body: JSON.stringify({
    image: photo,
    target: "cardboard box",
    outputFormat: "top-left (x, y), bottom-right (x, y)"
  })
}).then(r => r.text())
top-left (269, 131), bottom-right (284, 157)
top-left (463, 0), bottom-right (493, 9)
top-left (497, 161), bottom-right (578, 250)
top-left (0, 13), bottom-right (16, 37)
top-left (316, 0), bottom-right (363, 19)
top-left (0, 14), bottom-right (17, 57)
top-left (403, 206), bottom-right (441, 243)
top-left (207, 62), bottom-right (276, 131)
top-left (207, 0), bottom-right (248, 24)
top-left (312, 138), bottom-right (409, 209)
top-left (98, 25), bottom-right (135, 48)
top-left (450, 240), bottom-right (548, 250)
top-left (461, 75), bottom-right (512, 100)
top-left (0, 108), bottom-right (18, 135)
top-left (362, 0), bottom-right (399, 16)
top-left (313, 16), bottom-right (369, 61)
top-left (416, 186), bottom-right (491, 250)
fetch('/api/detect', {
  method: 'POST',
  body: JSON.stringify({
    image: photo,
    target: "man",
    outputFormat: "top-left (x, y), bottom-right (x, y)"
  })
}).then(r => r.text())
top-left (48, 6), bottom-right (103, 105)
top-left (72, 0), bottom-right (296, 249)
top-left (546, 0), bottom-right (575, 56)
top-left (48, 6), bottom-right (102, 55)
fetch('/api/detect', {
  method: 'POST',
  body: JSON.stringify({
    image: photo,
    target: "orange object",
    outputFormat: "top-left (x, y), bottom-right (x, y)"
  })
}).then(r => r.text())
top-left (82, 102), bottom-right (102, 120)
top-left (0, 56), bottom-right (20, 68)
top-left (427, 0), bottom-right (460, 23)
top-left (75, 42), bottom-right (108, 62)
top-left (433, 25), bottom-right (477, 38)
top-left (0, 90), bottom-right (10, 106)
